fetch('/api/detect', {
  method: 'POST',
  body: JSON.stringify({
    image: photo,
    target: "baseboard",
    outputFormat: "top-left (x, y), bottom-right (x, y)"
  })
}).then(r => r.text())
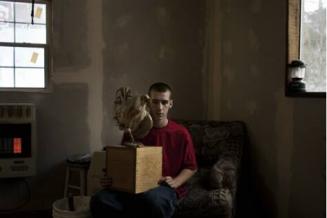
top-left (0, 209), bottom-right (52, 218)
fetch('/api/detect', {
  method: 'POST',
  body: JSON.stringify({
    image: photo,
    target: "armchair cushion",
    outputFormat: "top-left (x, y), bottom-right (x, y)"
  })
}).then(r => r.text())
top-left (174, 185), bottom-right (233, 218)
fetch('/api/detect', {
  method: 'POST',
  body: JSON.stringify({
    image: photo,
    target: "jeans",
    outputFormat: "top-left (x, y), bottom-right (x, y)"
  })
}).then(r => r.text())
top-left (90, 185), bottom-right (177, 218)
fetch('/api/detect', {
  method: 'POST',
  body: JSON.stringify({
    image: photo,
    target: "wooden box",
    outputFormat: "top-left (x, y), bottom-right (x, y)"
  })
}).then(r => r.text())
top-left (105, 145), bottom-right (162, 193)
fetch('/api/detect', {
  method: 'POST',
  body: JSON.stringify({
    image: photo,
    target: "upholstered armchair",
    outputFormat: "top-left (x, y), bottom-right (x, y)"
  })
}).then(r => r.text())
top-left (173, 120), bottom-right (246, 218)
top-left (87, 120), bottom-right (246, 218)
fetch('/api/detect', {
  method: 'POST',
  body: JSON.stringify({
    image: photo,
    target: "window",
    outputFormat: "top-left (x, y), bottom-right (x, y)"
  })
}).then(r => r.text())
top-left (287, 0), bottom-right (326, 97)
top-left (0, 0), bottom-right (50, 90)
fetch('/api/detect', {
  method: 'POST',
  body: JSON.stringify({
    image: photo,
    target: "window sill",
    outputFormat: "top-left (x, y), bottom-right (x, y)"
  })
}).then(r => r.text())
top-left (0, 87), bottom-right (51, 93)
top-left (285, 91), bottom-right (326, 98)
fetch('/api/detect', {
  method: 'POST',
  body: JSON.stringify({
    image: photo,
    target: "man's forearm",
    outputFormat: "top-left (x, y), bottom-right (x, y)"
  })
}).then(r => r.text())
top-left (173, 168), bottom-right (197, 188)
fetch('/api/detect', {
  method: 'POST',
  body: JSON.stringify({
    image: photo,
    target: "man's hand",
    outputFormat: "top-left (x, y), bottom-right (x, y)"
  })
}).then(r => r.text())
top-left (158, 169), bottom-right (197, 189)
top-left (158, 176), bottom-right (179, 189)
top-left (100, 168), bottom-right (113, 188)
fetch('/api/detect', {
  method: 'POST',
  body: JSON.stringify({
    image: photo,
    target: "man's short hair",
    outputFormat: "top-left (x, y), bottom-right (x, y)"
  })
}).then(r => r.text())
top-left (148, 82), bottom-right (173, 97)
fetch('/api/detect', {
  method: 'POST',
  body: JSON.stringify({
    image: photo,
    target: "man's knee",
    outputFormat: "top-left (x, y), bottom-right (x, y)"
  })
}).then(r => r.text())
top-left (140, 186), bottom-right (177, 214)
top-left (90, 189), bottom-right (125, 214)
top-left (90, 191), bottom-right (103, 210)
top-left (91, 190), bottom-right (111, 206)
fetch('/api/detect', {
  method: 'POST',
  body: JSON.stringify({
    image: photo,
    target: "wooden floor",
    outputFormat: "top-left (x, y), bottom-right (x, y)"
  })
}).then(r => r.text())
top-left (0, 210), bottom-right (52, 218)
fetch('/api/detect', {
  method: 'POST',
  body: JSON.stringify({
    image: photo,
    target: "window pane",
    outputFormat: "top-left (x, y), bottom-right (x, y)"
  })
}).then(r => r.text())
top-left (0, 1), bottom-right (48, 90)
top-left (15, 2), bottom-right (46, 24)
top-left (15, 68), bottom-right (44, 88)
top-left (0, 22), bottom-right (14, 42)
top-left (300, 0), bottom-right (326, 92)
top-left (15, 23), bottom-right (46, 44)
top-left (15, 47), bottom-right (44, 67)
top-left (0, 67), bottom-right (14, 87)
top-left (0, 1), bottom-right (14, 22)
top-left (0, 46), bottom-right (13, 66)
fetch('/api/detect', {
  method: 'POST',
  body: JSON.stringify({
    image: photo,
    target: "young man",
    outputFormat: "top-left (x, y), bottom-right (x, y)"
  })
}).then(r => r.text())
top-left (90, 82), bottom-right (197, 218)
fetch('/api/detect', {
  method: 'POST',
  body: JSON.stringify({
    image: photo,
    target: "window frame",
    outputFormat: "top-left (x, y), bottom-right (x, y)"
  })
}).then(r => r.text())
top-left (286, 0), bottom-right (326, 98)
top-left (0, 0), bottom-right (51, 92)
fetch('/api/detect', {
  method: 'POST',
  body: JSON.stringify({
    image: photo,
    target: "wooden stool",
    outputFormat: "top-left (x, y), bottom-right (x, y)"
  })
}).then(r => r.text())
top-left (64, 159), bottom-right (90, 197)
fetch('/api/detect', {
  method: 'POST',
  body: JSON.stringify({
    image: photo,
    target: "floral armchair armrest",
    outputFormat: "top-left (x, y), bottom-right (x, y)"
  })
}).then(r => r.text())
top-left (174, 120), bottom-right (245, 218)
top-left (209, 157), bottom-right (237, 197)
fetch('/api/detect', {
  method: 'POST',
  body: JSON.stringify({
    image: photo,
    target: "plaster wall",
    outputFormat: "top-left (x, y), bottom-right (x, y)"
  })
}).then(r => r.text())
top-left (0, 0), bottom-right (206, 210)
top-left (208, 0), bottom-right (326, 218)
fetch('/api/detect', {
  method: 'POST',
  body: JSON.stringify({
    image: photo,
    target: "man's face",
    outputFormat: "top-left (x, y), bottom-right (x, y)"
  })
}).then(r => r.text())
top-left (149, 90), bottom-right (173, 122)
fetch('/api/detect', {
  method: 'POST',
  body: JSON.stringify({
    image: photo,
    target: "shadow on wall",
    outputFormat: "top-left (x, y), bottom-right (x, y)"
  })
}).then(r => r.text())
top-left (0, 162), bottom-right (66, 212)
top-left (37, 83), bottom-right (90, 172)
top-left (0, 84), bottom-right (90, 211)
top-left (101, 0), bottom-right (206, 145)
top-left (289, 100), bottom-right (326, 218)
top-left (236, 130), bottom-right (278, 218)
top-left (52, 0), bottom-right (91, 71)
top-left (28, 162), bottom-right (67, 210)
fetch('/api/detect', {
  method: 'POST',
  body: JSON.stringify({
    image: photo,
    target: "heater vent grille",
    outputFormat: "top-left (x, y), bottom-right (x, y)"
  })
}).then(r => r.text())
top-left (0, 103), bottom-right (36, 178)
top-left (0, 104), bottom-right (35, 122)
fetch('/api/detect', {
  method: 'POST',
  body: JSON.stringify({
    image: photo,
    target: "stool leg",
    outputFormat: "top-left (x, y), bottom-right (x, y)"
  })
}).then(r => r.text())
top-left (64, 167), bottom-right (70, 197)
top-left (80, 169), bottom-right (86, 195)
top-left (84, 169), bottom-right (88, 195)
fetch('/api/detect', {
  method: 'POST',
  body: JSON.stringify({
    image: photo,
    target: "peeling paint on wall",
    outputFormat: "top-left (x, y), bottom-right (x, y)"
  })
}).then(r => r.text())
top-left (156, 6), bottom-right (170, 26)
top-left (223, 40), bottom-right (233, 56)
top-left (250, 64), bottom-right (259, 77)
top-left (116, 15), bottom-right (133, 28)
top-left (250, 0), bottom-right (262, 13)
top-left (102, 0), bottom-right (206, 146)
top-left (223, 65), bottom-right (235, 83)
top-left (245, 101), bottom-right (257, 115)
top-left (248, 28), bottom-right (260, 51)
top-left (209, 1), bottom-right (326, 218)
top-left (52, 0), bottom-right (91, 70)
